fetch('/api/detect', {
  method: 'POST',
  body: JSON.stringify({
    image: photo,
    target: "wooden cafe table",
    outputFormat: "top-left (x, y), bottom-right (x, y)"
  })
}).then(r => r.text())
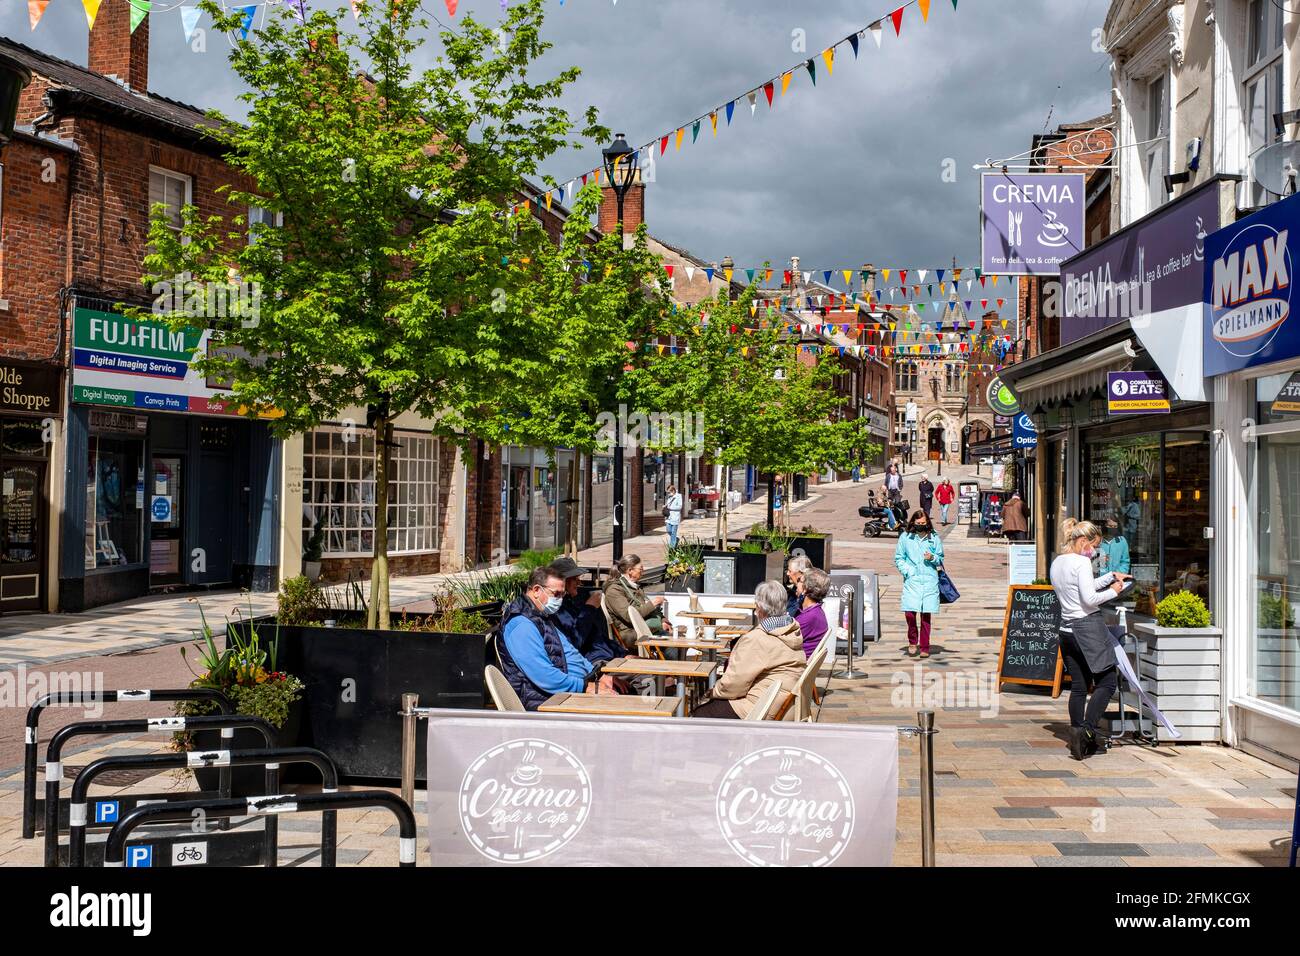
top-left (637, 635), bottom-right (730, 662)
top-left (676, 607), bottom-right (752, 640)
top-left (540, 692), bottom-right (682, 718)
top-left (600, 657), bottom-right (718, 713)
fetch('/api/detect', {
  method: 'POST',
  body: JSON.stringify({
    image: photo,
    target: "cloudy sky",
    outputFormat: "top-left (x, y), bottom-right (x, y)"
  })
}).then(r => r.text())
top-left (6, 0), bottom-right (1111, 283)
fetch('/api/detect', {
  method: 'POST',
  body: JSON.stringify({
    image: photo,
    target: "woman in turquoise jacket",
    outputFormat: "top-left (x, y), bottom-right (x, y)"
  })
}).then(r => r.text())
top-left (894, 509), bottom-right (944, 658)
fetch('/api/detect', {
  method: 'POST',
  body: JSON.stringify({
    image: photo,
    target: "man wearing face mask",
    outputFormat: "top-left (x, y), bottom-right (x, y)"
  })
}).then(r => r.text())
top-left (497, 567), bottom-right (616, 710)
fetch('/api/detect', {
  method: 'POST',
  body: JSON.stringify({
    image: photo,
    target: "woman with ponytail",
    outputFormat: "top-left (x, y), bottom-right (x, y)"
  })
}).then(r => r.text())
top-left (1049, 518), bottom-right (1132, 759)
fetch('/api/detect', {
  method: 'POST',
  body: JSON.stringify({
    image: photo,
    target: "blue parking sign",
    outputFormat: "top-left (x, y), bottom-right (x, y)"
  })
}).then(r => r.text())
top-left (126, 844), bottom-right (153, 868)
top-left (94, 800), bottom-right (119, 824)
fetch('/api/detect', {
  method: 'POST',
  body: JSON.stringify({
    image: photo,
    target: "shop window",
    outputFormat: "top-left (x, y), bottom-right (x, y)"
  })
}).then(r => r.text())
top-left (1244, 0), bottom-right (1285, 206)
top-left (590, 454), bottom-right (614, 547)
top-left (301, 426), bottom-right (438, 557)
top-left (2, 420), bottom-right (47, 458)
top-left (86, 436), bottom-right (144, 569)
top-left (149, 167), bottom-right (192, 239)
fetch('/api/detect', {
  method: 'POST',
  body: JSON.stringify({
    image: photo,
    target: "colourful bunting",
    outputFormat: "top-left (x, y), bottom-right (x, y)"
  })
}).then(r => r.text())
top-left (237, 5), bottom-right (255, 39)
top-left (28, 0), bottom-right (50, 31)
top-left (181, 6), bottom-right (202, 42)
top-left (81, 0), bottom-right (101, 29)
top-left (822, 47), bottom-right (835, 76)
top-left (129, 0), bottom-right (150, 33)
top-left (444, 0), bottom-right (458, 16)
top-left (890, 6), bottom-right (904, 35)
top-left (919, 0), bottom-right (932, 21)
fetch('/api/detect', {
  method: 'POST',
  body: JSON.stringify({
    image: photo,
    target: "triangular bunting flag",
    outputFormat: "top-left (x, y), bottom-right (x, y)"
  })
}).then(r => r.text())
top-left (444, 0), bottom-right (458, 16)
top-left (29, 0), bottom-right (51, 30)
top-left (919, 0), bottom-right (932, 21)
top-left (685, 266), bottom-right (696, 282)
top-left (237, 4), bottom-right (255, 39)
top-left (81, 0), bottom-right (101, 29)
top-left (691, 120), bottom-right (701, 143)
top-left (822, 47), bottom-right (835, 76)
top-left (849, 33), bottom-right (859, 58)
top-left (709, 111), bottom-right (717, 136)
top-left (870, 22), bottom-right (883, 48)
top-left (725, 100), bottom-right (735, 125)
top-left (660, 134), bottom-right (669, 155)
top-left (781, 72), bottom-right (793, 95)
top-left (842, 270), bottom-right (853, 287)
top-left (181, 6), bottom-right (202, 41)
top-left (748, 91), bottom-right (758, 115)
top-left (805, 59), bottom-right (816, 86)
top-left (890, 6), bottom-right (904, 35)
top-left (675, 128), bottom-right (685, 151)
top-left (763, 82), bottom-right (775, 107)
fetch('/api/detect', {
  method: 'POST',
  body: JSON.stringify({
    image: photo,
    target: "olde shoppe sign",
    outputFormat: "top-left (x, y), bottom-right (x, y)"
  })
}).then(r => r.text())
top-left (0, 358), bottom-right (62, 419)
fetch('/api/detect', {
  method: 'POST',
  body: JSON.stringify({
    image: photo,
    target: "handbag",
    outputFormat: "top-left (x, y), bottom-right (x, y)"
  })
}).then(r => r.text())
top-left (662, 505), bottom-right (671, 519)
top-left (937, 565), bottom-right (960, 605)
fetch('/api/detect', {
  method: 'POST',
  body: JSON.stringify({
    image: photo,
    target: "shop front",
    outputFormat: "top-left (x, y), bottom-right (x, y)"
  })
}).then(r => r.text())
top-left (502, 445), bottom-right (577, 556)
top-left (0, 357), bottom-right (62, 613)
top-left (60, 303), bottom-right (280, 611)
top-left (1204, 190), bottom-right (1300, 767)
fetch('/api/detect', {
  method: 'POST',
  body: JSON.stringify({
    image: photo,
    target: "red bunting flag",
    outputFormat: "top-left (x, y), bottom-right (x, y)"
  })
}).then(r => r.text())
top-left (660, 135), bottom-right (669, 155)
top-left (764, 82), bottom-right (775, 107)
top-left (891, 6), bottom-right (904, 35)
top-left (444, 0), bottom-right (457, 15)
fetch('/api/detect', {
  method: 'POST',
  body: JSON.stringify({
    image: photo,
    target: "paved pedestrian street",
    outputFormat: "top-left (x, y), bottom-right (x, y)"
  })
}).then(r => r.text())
top-left (1, 467), bottom-right (1292, 867)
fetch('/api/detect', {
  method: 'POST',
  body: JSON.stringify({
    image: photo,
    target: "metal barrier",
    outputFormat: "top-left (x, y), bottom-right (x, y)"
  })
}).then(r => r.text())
top-left (43, 714), bottom-right (278, 868)
top-left (103, 791), bottom-right (418, 868)
top-left (66, 747), bottom-right (340, 868)
top-left (399, 692), bottom-right (940, 867)
top-left (22, 688), bottom-right (233, 839)
top-left (1290, 763), bottom-right (1298, 868)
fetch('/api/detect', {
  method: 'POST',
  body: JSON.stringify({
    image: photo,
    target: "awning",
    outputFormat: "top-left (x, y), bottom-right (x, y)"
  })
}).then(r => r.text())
top-left (1001, 325), bottom-right (1136, 409)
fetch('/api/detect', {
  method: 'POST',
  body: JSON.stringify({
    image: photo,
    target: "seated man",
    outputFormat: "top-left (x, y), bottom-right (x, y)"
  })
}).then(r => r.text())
top-left (497, 567), bottom-right (617, 710)
top-left (602, 554), bottom-right (668, 651)
top-left (693, 580), bottom-right (806, 719)
top-left (549, 556), bottom-right (625, 667)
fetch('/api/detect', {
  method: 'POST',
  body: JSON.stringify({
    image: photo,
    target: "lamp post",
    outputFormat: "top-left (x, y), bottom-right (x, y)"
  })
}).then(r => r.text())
top-left (602, 134), bottom-right (639, 561)
top-left (0, 52), bottom-right (33, 145)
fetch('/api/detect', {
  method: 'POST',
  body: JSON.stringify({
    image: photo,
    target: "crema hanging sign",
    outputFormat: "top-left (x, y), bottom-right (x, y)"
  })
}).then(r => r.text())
top-left (0, 359), bottom-right (62, 418)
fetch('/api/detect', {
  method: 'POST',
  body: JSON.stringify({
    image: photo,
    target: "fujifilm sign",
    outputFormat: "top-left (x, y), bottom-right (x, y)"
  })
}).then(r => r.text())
top-left (1204, 191), bottom-right (1300, 376)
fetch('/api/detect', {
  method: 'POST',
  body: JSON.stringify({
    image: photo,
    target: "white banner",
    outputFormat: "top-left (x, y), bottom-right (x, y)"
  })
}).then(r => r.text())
top-left (425, 710), bottom-right (898, 867)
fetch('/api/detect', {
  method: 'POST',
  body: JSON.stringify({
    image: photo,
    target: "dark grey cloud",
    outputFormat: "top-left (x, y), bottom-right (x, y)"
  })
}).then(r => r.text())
top-left (5, 0), bottom-right (1111, 294)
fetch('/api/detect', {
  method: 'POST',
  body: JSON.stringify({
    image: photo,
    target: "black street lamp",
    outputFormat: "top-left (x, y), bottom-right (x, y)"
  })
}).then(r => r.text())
top-left (0, 52), bottom-right (32, 145)
top-left (602, 134), bottom-right (639, 561)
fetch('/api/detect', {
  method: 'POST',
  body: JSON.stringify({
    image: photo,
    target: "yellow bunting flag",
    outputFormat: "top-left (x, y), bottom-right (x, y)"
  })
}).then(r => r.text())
top-left (675, 128), bottom-right (685, 151)
top-left (545, 192), bottom-right (553, 211)
top-left (882, 269), bottom-right (891, 282)
top-left (823, 47), bottom-right (835, 75)
top-left (710, 111), bottom-right (718, 136)
top-left (724, 268), bottom-right (733, 283)
top-left (781, 72), bottom-right (793, 95)
top-left (842, 270), bottom-right (853, 286)
top-left (919, 0), bottom-right (932, 21)
top-left (82, 0), bottom-right (101, 29)
top-left (765, 269), bottom-right (773, 282)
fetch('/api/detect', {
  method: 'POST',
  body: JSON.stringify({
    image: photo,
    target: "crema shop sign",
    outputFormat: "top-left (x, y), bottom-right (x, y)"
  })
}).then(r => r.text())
top-left (1204, 190), bottom-right (1299, 376)
top-left (0, 358), bottom-right (62, 417)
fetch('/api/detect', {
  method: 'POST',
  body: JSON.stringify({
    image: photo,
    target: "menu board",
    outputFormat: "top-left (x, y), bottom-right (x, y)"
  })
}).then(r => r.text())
top-left (996, 586), bottom-right (1065, 696)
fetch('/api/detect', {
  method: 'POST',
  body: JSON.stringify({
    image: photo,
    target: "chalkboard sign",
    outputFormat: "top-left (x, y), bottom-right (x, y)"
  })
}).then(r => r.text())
top-left (996, 586), bottom-right (1065, 696)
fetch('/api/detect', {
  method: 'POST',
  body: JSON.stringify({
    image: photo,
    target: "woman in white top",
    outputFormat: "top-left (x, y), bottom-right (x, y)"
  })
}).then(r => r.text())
top-left (1048, 518), bottom-right (1131, 760)
top-left (665, 485), bottom-right (684, 549)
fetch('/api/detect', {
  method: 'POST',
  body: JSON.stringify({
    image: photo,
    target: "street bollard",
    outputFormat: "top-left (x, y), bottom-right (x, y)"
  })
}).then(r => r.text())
top-left (918, 709), bottom-right (937, 868)
top-left (401, 693), bottom-right (419, 813)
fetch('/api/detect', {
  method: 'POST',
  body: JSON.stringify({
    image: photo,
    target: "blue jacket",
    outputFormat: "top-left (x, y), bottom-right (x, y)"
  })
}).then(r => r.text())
top-left (497, 596), bottom-right (592, 710)
top-left (1098, 535), bottom-right (1131, 575)
top-left (895, 531), bottom-right (944, 614)
top-left (555, 596), bottom-right (624, 666)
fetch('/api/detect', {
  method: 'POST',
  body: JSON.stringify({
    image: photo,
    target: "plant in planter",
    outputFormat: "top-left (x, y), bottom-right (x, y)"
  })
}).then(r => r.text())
top-left (394, 592), bottom-right (489, 634)
top-left (666, 538), bottom-right (706, 590)
top-left (302, 520), bottom-right (325, 582)
top-left (1155, 590), bottom-right (1211, 629)
top-left (174, 601), bottom-right (305, 792)
top-left (278, 574), bottom-right (327, 626)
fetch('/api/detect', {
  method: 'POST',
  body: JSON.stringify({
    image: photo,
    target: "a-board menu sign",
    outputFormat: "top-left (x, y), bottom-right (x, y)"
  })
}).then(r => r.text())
top-left (996, 585), bottom-right (1065, 697)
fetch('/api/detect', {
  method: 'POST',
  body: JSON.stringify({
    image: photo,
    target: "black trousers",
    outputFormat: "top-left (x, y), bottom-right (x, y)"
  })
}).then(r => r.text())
top-left (1060, 630), bottom-right (1118, 735)
top-left (693, 697), bottom-right (740, 719)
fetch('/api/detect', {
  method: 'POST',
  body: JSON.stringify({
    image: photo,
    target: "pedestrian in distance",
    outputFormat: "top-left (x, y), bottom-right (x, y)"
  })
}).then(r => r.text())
top-left (936, 477), bottom-right (956, 526)
top-left (894, 509), bottom-right (944, 659)
top-left (918, 473), bottom-right (935, 521)
top-left (1002, 491), bottom-right (1029, 541)
top-left (885, 462), bottom-right (904, 504)
top-left (664, 484), bottom-right (683, 549)
top-left (1049, 518), bottom-right (1132, 759)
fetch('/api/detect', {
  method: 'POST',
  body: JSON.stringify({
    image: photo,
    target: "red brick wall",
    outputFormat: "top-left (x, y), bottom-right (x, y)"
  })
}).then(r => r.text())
top-left (88, 0), bottom-right (150, 92)
top-left (0, 137), bottom-right (72, 360)
top-left (598, 183), bottom-right (645, 235)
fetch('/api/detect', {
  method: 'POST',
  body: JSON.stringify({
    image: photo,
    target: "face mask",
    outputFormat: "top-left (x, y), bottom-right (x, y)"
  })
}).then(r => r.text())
top-left (1082, 546), bottom-right (1097, 559)
top-left (543, 595), bottom-right (563, 615)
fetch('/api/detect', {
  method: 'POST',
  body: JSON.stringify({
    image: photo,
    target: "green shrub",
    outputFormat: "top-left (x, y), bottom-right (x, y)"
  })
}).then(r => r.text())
top-left (1155, 590), bottom-right (1211, 629)
top-left (738, 539), bottom-right (766, 554)
top-left (277, 575), bottom-right (325, 626)
top-left (1258, 592), bottom-right (1295, 630)
top-left (517, 548), bottom-right (562, 572)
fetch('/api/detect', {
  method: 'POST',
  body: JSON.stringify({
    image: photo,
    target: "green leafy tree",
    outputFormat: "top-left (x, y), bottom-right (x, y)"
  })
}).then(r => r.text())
top-left (621, 287), bottom-right (785, 547)
top-left (143, 0), bottom-right (607, 627)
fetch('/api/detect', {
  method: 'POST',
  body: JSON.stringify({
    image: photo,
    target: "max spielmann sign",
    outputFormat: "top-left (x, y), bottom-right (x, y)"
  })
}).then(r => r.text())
top-left (1204, 190), bottom-right (1299, 376)
top-left (0, 358), bottom-right (62, 418)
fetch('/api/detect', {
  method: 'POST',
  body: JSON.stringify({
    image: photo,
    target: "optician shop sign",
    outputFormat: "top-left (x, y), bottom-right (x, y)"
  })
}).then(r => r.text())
top-left (1204, 189), bottom-right (1299, 376)
top-left (1012, 413), bottom-right (1038, 449)
top-left (981, 173), bottom-right (1085, 276)
top-left (72, 306), bottom-right (279, 417)
top-left (1107, 371), bottom-right (1170, 415)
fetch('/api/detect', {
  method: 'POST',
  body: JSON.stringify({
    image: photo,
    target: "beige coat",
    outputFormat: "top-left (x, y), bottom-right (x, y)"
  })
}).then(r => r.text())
top-left (1001, 496), bottom-right (1029, 534)
top-left (602, 575), bottom-right (660, 650)
top-left (710, 621), bottom-right (805, 718)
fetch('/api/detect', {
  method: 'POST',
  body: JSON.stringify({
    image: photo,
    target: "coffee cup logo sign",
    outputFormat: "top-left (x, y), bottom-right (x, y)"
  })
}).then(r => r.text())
top-left (1210, 224), bottom-right (1292, 358)
top-left (715, 747), bottom-right (854, 867)
top-left (458, 738), bottom-right (592, 864)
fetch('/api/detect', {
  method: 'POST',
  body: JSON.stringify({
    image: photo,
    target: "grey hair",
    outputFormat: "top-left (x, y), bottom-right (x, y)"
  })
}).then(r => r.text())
top-left (802, 567), bottom-right (830, 603)
top-left (616, 554), bottom-right (642, 575)
top-left (755, 580), bottom-right (788, 619)
top-left (786, 555), bottom-right (812, 576)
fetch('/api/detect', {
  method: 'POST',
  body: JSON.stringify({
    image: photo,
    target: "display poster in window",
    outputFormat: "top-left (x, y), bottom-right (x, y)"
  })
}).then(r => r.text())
top-left (1008, 544), bottom-right (1038, 586)
top-left (71, 306), bottom-right (283, 418)
top-left (1269, 371), bottom-right (1300, 415)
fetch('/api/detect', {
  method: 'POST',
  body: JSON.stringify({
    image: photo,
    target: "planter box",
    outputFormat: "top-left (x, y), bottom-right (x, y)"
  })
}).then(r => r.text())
top-left (1132, 623), bottom-right (1222, 743)
top-left (702, 550), bottom-right (785, 595)
top-left (665, 573), bottom-right (704, 593)
top-left (741, 534), bottom-right (833, 571)
top-left (229, 614), bottom-right (486, 784)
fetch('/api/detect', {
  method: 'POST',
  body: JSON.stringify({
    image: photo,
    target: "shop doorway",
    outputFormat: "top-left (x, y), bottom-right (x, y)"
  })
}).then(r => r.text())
top-left (927, 427), bottom-right (945, 462)
top-left (508, 465), bottom-right (530, 555)
top-left (1, 460), bottom-right (44, 612)
top-left (149, 456), bottom-right (185, 585)
top-left (962, 421), bottom-right (992, 463)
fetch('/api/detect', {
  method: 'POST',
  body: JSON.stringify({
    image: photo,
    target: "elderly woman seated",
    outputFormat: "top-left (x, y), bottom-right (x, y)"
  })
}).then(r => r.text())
top-left (794, 567), bottom-right (831, 658)
top-left (602, 553), bottom-right (668, 650)
top-left (785, 555), bottom-right (812, 617)
top-left (693, 580), bottom-right (806, 719)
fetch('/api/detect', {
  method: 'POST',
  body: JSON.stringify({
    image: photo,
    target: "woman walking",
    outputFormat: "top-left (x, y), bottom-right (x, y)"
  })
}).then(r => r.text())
top-left (936, 477), bottom-right (956, 526)
top-left (665, 485), bottom-right (683, 549)
top-left (1049, 518), bottom-right (1131, 759)
top-left (894, 509), bottom-right (944, 658)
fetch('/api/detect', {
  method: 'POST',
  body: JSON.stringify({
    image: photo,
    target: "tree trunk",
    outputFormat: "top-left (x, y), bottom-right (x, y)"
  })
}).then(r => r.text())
top-left (366, 415), bottom-right (393, 630)
top-left (566, 451), bottom-right (581, 557)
